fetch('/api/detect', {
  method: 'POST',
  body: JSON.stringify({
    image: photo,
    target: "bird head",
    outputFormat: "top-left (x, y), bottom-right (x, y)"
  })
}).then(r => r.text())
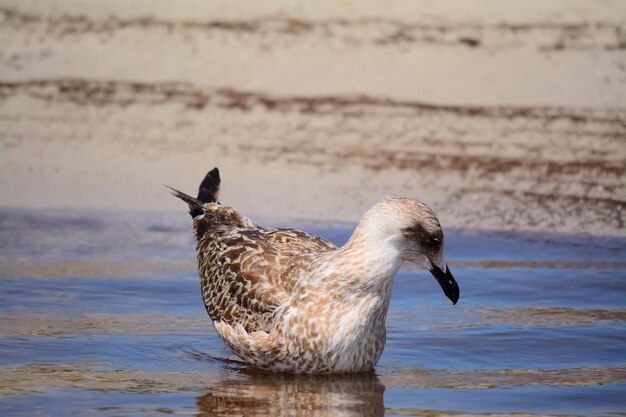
top-left (359, 196), bottom-right (459, 305)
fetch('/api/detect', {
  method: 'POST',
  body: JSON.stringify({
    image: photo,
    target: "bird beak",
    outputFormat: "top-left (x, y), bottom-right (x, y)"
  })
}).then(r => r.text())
top-left (429, 264), bottom-right (459, 305)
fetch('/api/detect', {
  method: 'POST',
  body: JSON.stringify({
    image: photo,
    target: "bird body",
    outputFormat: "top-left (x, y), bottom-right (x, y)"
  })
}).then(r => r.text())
top-left (170, 168), bottom-right (458, 373)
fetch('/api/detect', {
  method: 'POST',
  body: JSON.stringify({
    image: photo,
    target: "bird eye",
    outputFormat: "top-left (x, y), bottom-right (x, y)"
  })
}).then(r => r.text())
top-left (429, 236), bottom-right (441, 246)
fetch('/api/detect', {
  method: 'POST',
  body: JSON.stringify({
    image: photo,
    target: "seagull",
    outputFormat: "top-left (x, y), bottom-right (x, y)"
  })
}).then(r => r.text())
top-left (170, 167), bottom-right (459, 374)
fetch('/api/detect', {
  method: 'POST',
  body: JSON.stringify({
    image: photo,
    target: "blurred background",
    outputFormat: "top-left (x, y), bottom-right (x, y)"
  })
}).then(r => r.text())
top-left (1, 0), bottom-right (624, 235)
top-left (1, 2), bottom-right (626, 417)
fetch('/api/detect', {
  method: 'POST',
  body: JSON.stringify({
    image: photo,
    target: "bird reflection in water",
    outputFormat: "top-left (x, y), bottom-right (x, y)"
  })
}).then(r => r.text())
top-left (196, 369), bottom-right (385, 417)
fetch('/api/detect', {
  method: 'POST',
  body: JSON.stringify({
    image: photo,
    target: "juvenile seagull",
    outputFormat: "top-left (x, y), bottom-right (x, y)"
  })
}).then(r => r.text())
top-left (170, 167), bottom-right (459, 374)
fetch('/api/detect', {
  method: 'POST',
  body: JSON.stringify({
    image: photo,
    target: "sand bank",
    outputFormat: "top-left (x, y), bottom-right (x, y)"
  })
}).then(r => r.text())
top-left (1, 0), bottom-right (624, 236)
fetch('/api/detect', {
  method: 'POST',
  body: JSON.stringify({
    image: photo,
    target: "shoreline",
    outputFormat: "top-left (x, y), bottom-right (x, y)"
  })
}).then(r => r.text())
top-left (1, 206), bottom-right (624, 280)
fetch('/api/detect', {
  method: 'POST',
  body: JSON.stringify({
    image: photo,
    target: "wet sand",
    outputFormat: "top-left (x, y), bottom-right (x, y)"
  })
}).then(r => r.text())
top-left (1, 0), bottom-right (625, 236)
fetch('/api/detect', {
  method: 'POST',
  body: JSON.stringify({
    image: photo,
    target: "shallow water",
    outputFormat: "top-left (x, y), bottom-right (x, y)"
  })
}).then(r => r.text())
top-left (1, 208), bottom-right (625, 416)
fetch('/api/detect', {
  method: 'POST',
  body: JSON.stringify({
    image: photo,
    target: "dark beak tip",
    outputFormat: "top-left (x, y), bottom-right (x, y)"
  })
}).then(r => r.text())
top-left (451, 292), bottom-right (459, 305)
top-left (430, 264), bottom-right (460, 306)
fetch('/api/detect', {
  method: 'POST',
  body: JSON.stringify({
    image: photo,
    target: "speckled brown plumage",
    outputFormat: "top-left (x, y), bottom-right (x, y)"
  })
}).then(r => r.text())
top-left (170, 167), bottom-right (459, 374)
top-left (195, 215), bottom-right (336, 333)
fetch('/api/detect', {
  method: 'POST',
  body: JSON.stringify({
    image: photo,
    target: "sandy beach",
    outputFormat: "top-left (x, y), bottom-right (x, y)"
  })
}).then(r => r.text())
top-left (1, 0), bottom-right (625, 236)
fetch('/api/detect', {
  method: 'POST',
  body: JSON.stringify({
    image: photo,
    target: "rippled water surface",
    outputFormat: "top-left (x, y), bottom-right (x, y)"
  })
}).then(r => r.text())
top-left (1, 208), bottom-right (625, 416)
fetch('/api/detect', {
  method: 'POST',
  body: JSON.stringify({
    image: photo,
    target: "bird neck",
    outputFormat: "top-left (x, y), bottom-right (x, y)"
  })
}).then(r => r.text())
top-left (312, 226), bottom-right (404, 298)
top-left (348, 228), bottom-right (404, 280)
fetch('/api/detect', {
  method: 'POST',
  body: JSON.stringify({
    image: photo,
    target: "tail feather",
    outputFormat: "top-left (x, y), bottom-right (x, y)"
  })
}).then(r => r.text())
top-left (168, 167), bottom-right (221, 219)
top-left (167, 186), bottom-right (205, 219)
top-left (169, 167), bottom-right (256, 240)
top-left (197, 167), bottom-right (220, 204)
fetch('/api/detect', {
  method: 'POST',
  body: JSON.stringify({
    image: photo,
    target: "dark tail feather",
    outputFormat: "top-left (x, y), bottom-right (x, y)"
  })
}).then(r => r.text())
top-left (197, 167), bottom-right (220, 204)
top-left (167, 186), bottom-right (205, 219)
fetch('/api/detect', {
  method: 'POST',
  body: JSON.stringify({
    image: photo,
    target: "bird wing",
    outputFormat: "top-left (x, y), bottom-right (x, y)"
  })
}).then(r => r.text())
top-left (263, 228), bottom-right (337, 255)
top-left (196, 223), bottom-right (336, 333)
